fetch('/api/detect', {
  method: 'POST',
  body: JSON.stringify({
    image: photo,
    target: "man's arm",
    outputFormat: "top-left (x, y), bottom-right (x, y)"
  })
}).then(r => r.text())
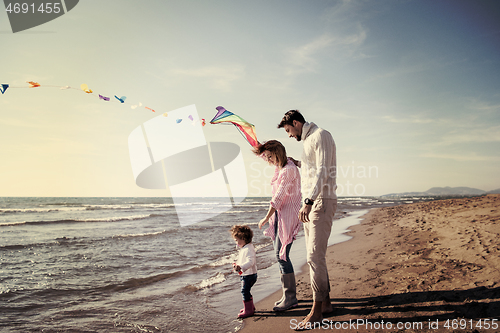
top-left (306, 131), bottom-right (334, 201)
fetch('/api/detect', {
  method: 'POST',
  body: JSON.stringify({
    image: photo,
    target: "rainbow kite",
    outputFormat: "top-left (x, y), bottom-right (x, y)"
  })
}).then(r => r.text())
top-left (210, 106), bottom-right (259, 147)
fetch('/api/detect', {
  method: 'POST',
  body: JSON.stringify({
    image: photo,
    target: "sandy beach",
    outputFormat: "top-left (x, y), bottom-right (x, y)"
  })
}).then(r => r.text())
top-left (240, 195), bottom-right (500, 333)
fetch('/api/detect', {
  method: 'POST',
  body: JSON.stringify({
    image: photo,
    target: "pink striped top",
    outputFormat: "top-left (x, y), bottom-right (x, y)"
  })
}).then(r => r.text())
top-left (264, 158), bottom-right (302, 261)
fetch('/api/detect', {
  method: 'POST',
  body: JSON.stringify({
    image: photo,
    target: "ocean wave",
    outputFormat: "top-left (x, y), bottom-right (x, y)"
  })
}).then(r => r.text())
top-left (137, 203), bottom-right (175, 209)
top-left (0, 286), bottom-right (27, 298)
top-left (112, 230), bottom-right (168, 239)
top-left (254, 242), bottom-right (272, 252)
top-left (240, 221), bottom-right (259, 226)
top-left (0, 229), bottom-right (175, 251)
top-left (0, 203), bottom-right (175, 215)
top-left (0, 221), bottom-right (28, 227)
top-left (0, 214), bottom-right (153, 227)
top-left (209, 253), bottom-right (239, 268)
top-left (208, 242), bottom-right (271, 269)
top-left (0, 236), bottom-right (87, 251)
top-left (149, 213), bottom-right (170, 218)
top-left (77, 214), bottom-right (151, 222)
top-left (1, 271), bottom-right (184, 300)
top-left (233, 202), bottom-right (269, 207)
top-left (224, 209), bottom-right (261, 214)
top-left (93, 272), bottom-right (181, 293)
top-left (84, 205), bottom-right (133, 211)
top-left (40, 202), bottom-right (86, 206)
top-left (175, 202), bottom-right (233, 207)
top-left (190, 272), bottom-right (229, 290)
top-left (84, 203), bottom-right (175, 210)
top-left (0, 207), bottom-right (87, 214)
top-left (339, 197), bottom-right (373, 201)
top-left (0, 243), bottom-right (34, 250)
top-left (186, 207), bottom-right (218, 211)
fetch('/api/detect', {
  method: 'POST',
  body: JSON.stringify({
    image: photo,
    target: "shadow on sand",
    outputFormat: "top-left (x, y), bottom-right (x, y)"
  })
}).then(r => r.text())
top-left (252, 286), bottom-right (500, 325)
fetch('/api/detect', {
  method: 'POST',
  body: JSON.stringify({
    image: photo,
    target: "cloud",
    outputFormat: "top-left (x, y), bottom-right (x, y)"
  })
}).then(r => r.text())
top-left (0, 117), bottom-right (42, 129)
top-left (440, 126), bottom-right (500, 145)
top-left (285, 29), bottom-right (367, 76)
top-left (285, 34), bottom-right (335, 75)
top-left (173, 65), bottom-right (245, 91)
top-left (383, 114), bottom-right (500, 145)
top-left (365, 53), bottom-right (468, 84)
top-left (420, 152), bottom-right (500, 162)
top-left (381, 115), bottom-right (440, 124)
top-left (284, 0), bottom-right (368, 77)
top-left (467, 99), bottom-right (500, 112)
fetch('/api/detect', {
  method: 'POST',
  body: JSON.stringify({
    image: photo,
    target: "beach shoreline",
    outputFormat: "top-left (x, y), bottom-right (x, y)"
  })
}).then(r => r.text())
top-left (240, 195), bottom-right (500, 333)
top-left (0, 196), bottom-right (422, 333)
top-left (211, 210), bottom-right (369, 319)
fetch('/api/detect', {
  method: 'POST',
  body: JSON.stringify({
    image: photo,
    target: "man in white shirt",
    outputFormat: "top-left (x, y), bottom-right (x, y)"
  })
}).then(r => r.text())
top-left (278, 110), bottom-right (337, 328)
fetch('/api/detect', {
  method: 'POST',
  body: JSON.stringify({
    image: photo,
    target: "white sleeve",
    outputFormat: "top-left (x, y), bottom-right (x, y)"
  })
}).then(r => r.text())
top-left (239, 246), bottom-right (256, 272)
top-left (307, 131), bottom-right (335, 200)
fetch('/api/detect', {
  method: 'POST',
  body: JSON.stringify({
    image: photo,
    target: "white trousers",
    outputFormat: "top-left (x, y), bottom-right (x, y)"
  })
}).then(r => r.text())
top-left (303, 198), bottom-right (337, 302)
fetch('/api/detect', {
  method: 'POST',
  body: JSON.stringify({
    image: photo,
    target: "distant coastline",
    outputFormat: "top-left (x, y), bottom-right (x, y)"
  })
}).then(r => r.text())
top-left (382, 186), bottom-right (500, 197)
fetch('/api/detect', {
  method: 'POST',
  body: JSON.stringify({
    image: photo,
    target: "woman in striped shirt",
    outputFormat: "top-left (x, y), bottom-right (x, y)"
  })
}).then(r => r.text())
top-left (253, 140), bottom-right (302, 311)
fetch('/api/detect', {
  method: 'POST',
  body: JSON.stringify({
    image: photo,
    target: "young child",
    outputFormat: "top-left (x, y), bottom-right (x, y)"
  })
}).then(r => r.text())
top-left (230, 225), bottom-right (257, 318)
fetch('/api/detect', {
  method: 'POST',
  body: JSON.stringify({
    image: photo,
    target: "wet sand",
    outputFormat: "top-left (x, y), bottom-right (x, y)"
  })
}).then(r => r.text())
top-left (240, 195), bottom-right (500, 332)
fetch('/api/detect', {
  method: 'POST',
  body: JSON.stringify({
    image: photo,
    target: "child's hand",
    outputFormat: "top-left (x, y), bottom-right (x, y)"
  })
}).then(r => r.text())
top-left (233, 263), bottom-right (242, 274)
top-left (258, 218), bottom-right (268, 229)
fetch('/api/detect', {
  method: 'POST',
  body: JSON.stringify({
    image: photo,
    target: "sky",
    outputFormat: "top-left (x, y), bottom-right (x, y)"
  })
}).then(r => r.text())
top-left (1, 0), bottom-right (499, 197)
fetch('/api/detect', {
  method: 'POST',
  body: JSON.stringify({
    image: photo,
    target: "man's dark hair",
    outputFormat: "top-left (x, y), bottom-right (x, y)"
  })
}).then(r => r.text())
top-left (277, 110), bottom-right (306, 128)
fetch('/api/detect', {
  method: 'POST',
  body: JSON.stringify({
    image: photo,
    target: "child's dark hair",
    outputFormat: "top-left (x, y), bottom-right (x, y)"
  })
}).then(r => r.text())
top-left (229, 225), bottom-right (253, 244)
top-left (277, 110), bottom-right (306, 128)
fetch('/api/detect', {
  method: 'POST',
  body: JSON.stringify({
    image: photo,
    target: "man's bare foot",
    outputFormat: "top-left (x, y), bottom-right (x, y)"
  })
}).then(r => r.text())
top-left (295, 314), bottom-right (323, 331)
top-left (295, 302), bottom-right (323, 331)
top-left (322, 299), bottom-right (333, 314)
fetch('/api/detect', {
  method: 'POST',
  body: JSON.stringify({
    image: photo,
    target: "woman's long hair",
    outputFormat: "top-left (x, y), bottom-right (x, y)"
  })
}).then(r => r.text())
top-left (252, 140), bottom-right (288, 168)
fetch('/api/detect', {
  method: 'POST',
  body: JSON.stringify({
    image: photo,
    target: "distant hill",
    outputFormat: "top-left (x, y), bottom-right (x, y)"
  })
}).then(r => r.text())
top-left (424, 186), bottom-right (486, 195)
top-left (486, 188), bottom-right (500, 194)
top-left (382, 186), bottom-right (487, 197)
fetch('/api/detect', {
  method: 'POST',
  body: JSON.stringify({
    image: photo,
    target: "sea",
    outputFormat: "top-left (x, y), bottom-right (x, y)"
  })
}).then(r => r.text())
top-left (0, 196), bottom-right (435, 333)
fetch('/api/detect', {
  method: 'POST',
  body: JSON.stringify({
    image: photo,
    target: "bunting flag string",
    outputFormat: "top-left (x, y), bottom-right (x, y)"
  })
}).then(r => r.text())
top-left (27, 81), bottom-right (41, 88)
top-left (1, 82), bottom-right (270, 133)
top-left (0, 84), bottom-right (8, 94)
top-left (1, 80), bottom-right (157, 113)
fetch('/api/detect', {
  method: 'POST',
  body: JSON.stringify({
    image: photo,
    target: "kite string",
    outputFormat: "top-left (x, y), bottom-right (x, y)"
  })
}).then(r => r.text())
top-left (3, 82), bottom-right (152, 110)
